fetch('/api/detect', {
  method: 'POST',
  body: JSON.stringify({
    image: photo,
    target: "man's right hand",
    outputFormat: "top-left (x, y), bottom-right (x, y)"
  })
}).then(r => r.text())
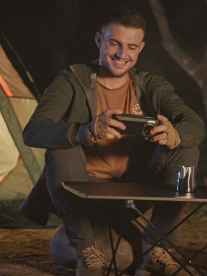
top-left (73, 109), bottom-right (126, 144)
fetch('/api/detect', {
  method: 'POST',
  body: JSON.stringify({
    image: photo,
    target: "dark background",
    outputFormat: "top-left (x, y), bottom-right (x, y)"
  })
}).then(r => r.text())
top-left (0, 0), bottom-right (207, 180)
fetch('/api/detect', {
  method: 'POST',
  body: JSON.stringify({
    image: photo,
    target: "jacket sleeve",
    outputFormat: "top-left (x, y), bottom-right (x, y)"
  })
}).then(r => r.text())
top-left (23, 70), bottom-right (79, 149)
top-left (144, 74), bottom-right (206, 148)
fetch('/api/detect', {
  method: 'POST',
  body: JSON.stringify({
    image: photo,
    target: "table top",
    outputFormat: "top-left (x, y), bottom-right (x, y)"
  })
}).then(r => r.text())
top-left (62, 181), bottom-right (207, 202)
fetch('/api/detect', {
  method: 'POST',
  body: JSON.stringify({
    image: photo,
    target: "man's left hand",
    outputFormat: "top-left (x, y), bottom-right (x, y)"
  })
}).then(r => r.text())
top-left (145, 114), bottom-right (181, 149)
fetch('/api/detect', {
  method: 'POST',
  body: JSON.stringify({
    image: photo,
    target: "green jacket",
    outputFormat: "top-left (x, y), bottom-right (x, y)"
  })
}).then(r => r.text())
top-left (24, 63), bottom-right (205, 149)
top-left (20, 62), bottom-right (206, 226)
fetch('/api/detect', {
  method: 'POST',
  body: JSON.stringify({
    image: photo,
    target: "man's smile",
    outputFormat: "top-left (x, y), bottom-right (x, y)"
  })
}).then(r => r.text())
top-left (111, 58), bottom-right (128, 68)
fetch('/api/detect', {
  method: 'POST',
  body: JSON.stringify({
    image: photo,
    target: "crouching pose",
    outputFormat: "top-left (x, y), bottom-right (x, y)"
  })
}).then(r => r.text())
top-left (20, 7), bottom-right (206, 276)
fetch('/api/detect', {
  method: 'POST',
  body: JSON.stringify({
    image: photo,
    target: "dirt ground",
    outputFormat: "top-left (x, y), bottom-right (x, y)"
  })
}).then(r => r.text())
top-left (0, 202), bottom-right (207, 276)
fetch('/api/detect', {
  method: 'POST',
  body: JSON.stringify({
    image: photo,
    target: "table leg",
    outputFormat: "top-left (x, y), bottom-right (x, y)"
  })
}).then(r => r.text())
top-left (112, 200), bottom-right (206, 276)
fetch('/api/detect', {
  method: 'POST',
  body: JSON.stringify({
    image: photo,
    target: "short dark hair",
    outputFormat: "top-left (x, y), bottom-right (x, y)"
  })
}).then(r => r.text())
top-left (100, 7), bottom-right (146, 35)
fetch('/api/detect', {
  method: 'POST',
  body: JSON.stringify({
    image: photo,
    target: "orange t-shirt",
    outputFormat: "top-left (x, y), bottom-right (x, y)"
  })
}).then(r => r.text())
top-left (83, 75), bottom-right (143, 179)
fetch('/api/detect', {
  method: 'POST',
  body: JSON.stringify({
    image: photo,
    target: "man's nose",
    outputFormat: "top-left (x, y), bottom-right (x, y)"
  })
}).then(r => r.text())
top-left (117, 46), bottom-right (128, 59)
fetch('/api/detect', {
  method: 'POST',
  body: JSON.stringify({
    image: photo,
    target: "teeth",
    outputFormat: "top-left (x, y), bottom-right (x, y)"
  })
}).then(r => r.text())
top-left (114, 60), bottom-right (126, 65)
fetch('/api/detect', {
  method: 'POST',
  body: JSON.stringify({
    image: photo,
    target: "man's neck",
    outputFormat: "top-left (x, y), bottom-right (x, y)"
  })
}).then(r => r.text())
top-left (97, 67), bottom-right (129, 89)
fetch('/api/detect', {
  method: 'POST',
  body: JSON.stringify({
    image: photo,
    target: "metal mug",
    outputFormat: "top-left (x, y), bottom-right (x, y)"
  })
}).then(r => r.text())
top-left (176, 166), bottom-right (196, 193)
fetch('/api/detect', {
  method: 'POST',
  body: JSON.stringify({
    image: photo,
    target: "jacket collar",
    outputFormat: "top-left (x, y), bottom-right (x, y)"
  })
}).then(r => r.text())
top-left (69, 63), bottom-right (98, 118)
top-left (69, 62), bottom-right (153, 117)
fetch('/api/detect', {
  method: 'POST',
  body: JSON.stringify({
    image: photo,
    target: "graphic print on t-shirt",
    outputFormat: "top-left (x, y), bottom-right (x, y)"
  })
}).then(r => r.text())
top-left (133, 103), bottom-right (143, 115)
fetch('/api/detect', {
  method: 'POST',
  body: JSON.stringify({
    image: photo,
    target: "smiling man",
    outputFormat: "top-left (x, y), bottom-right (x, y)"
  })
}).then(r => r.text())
top-left (20, 7), bottom-right (205, 276)
top-left (95, 23), bottom-right (145, 82)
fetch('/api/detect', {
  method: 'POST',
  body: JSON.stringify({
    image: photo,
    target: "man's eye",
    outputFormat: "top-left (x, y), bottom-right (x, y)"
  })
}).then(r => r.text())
top-left (110, 41), bottom-right (118, 46)
top-left (129, 46), bottom-right (137, 50)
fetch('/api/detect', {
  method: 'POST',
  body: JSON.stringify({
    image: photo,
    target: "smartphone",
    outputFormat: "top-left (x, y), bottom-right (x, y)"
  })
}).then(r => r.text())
top-left (111, 114), bottom-right (161, 137)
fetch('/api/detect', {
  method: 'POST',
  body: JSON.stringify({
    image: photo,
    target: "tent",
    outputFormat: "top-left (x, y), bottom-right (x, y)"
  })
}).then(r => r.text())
top-left (0, 37), bottom-right (60, 228)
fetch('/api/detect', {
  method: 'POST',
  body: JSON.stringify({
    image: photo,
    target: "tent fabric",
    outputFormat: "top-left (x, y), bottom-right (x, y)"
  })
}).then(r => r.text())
top-left (0, 74), bottom-right (13, 96)
top-left (0, 112), bottom-right (19, 182)
top-left (0, 42), bottom-right (44, 198)
top-left (0, 82), bottom-right (44, 189)
top-left (0, 42), bottom-right (45, 190)
top-left (0, 44), bottom-right (33, 98)
top-left (0, 42), bottom-right (61, 228)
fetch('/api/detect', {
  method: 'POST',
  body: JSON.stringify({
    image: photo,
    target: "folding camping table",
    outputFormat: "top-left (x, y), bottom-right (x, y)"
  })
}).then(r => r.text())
top-left (62, 181), bottom-right (207, 276)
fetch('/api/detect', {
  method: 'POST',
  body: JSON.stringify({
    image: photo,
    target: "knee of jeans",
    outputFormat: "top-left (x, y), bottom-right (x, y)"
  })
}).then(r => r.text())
top-left (176, 146), bottom-right (200, 166)
top-left (150, 146), bottom-right (200, 169)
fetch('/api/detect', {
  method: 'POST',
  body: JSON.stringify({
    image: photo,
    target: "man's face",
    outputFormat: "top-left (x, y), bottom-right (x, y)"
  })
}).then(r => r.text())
top-left (95, 23), bottom-right (145, 77)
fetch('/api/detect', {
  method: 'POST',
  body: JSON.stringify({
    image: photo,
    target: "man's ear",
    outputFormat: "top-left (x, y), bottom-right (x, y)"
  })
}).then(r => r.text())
top-left (95, 32), bottom-right (102, 48)
top-left (139, 41), bottom-right (145, 53)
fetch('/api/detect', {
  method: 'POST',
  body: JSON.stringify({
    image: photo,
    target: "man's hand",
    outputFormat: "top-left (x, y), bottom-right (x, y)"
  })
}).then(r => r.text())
top-left (73, 109), bottom-right (126, 144)
top-left (145, 114), bottom-right (181, 149)
top-left (90, 108), bottom-right (126, 140)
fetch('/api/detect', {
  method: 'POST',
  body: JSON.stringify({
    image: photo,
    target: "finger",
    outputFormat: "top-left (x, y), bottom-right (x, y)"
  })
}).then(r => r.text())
top-left (106, 133), bottom-right (116, 139)
top-left (153, 132), bottom-right (168, 142)
top-left (107, 126), bottom-right (122, 139)
top-left (148, 137), bottom-right (168, 146)
top-left (157, 114), bottom-right (168, 124)
top-left (150, 124), bottom-right (167, 135)
top-left (107, 117), bottom-right (126, 130)
top-left (156, 138), bottom-right (168, 146)
top-left (104, 108), bottom-right (123, 117)
top-left (150, 132), bottom-right (168, 143)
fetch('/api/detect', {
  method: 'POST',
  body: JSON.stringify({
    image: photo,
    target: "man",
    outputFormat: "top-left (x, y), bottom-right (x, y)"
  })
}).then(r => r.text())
top-left (20, 7), bottom-right (206, 276)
